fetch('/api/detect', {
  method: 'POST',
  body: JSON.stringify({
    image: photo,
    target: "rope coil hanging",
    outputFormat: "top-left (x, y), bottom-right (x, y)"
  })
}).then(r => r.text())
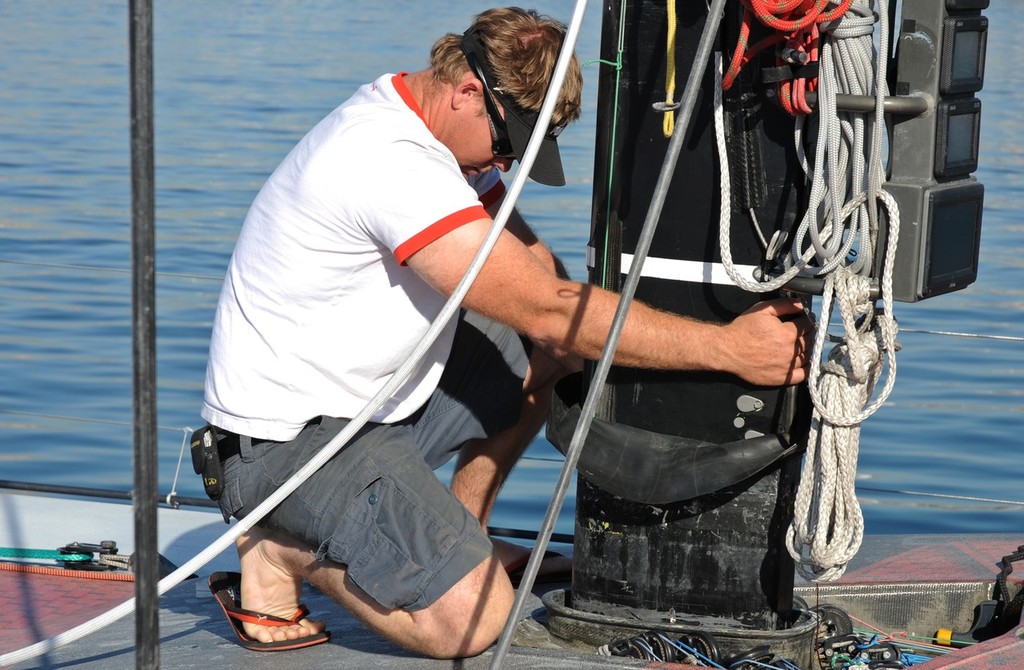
top-left (716, 0), bottom-right (899, 581)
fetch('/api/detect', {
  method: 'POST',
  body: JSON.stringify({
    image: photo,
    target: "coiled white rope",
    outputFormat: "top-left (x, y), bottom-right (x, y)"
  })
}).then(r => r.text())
top-left (788, 0), bottom-right (901, 582)
top-left (716, 0), bottom-right (901, 581)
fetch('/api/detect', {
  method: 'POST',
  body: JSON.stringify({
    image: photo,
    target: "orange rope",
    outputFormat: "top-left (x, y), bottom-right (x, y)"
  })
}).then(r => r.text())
top-left (778, 23), bottom-right (820, 115)
top-left (0, 560), bottom-right (134, 581)
top-left (723, 0), bottom-right (852, 116)
top-left (747, 0), bottom-right (848, 33)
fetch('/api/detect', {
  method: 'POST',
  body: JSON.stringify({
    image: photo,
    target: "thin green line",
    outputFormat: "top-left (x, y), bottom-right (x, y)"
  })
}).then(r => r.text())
top-left (598, 0), bottom-right (629, 290)
top-left (0, 548), bottom-right (93, 561)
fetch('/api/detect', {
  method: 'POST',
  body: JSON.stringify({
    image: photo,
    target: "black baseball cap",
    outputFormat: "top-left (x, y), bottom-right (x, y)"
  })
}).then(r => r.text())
top-left (460, 30), bottom-right (567, 186)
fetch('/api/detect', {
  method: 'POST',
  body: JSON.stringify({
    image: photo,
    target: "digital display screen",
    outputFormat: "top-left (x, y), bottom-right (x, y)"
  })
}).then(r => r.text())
top-left (924, 183), bottom-right (984, 296)
top-left (928, 201), bottom-right (979, 279)
top-left (952, 29), bottom-right (981, 82)
top-left (941, 17), bottom-right (988, 94)
top-left (881, 182), bottom-right (984, 302)
top-left (946, 113), bottom-right (976, 165)
top-left (935, 98), bottom-right (981, 178)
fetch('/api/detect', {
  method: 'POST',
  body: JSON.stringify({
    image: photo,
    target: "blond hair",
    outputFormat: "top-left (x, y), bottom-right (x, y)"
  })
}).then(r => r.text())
top-left (430, 7), bottom-right (582, 129)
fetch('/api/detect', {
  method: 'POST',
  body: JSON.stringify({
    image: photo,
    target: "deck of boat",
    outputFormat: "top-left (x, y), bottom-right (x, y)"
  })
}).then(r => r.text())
top-left (1, 490), bottom-right (1022, 669)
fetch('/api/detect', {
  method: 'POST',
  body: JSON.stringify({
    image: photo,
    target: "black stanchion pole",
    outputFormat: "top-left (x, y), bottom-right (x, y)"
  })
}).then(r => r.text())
top-left (128, 0), bottom-right (159, 667)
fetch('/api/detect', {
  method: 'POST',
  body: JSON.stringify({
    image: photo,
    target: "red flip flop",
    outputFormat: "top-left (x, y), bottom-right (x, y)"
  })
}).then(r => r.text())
top-left (208, 571), bottom-right (331, 652)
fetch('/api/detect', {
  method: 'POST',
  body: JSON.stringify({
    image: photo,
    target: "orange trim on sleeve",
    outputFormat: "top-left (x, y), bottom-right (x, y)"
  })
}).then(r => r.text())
top-left (479, 180), bottom-right (506, 210)
top-left (394, 205), bottom-right (489, 265)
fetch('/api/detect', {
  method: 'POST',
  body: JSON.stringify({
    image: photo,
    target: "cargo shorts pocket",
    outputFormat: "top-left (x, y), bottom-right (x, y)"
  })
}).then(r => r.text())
top-left (216, 456), bottom-right (245, 523)
top-left (329, 457), bottom-right (461, 611)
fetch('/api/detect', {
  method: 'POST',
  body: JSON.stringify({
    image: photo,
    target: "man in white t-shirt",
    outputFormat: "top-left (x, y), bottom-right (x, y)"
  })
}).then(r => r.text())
top-left (199, 6), bottom-right (813, 658)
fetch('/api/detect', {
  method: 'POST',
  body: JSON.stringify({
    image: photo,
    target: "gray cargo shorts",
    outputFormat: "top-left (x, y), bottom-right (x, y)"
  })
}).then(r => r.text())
top-left (216, 310), bottom-right (528, 611)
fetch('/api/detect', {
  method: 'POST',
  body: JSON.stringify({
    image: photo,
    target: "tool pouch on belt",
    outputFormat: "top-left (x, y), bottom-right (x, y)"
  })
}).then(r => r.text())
top-left (190, 425), bottom-right (224, 500)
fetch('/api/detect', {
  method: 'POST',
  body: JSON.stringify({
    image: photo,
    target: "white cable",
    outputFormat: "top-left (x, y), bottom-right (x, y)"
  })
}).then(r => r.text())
top-left (164, 426), bottom-right (193, 507)
top-left (0, 8), bottom-right (581, 665)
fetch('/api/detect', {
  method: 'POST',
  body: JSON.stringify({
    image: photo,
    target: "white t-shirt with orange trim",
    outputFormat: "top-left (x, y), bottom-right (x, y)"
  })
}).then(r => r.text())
top-left (202, 73), bottom-right (505, 441)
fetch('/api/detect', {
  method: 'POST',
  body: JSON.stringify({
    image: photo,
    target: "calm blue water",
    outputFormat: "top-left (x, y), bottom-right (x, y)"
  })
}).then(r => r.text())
top-left (0, 1), bottom-right (1021, 542)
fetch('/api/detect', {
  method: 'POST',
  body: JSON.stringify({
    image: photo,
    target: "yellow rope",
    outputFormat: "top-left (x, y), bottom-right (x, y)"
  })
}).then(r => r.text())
top-left (663, 0), bottom-right (677, 137)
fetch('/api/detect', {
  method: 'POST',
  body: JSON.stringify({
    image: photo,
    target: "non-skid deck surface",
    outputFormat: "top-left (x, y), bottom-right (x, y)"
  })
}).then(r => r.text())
top-left (1, 491), bottom-right (1022, 670)
top-left (5, 544), bottom-right (1024, 670)
top-left (834, 536), bottom-right (1024, 584)
top-left (0, 493), bottom-right (634, 669)
top-left (0, 568), bottom-right (134, 657)
top-left (3, 576), bottom-right (648, 670)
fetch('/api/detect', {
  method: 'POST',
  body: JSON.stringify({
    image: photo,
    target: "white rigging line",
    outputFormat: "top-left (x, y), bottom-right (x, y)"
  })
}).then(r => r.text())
top-left (716, 0), bottom-right (900, 582)
top-left (0, 257), bottom-right (224, 282)
top-left (785, 0), bottom-right (901, 583)
top-left (857, 488), bottom-right (1024, 508)
top-left (0, 3), bottom-right (583, 664)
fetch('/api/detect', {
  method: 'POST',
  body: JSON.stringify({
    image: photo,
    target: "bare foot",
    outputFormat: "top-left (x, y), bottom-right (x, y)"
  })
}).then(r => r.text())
top-left (235, 526), bottom-right (327, 643)
top-left (491, 537), bottom-right (572, 579)
top-left (492, 537), bottom-right (529, 569)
